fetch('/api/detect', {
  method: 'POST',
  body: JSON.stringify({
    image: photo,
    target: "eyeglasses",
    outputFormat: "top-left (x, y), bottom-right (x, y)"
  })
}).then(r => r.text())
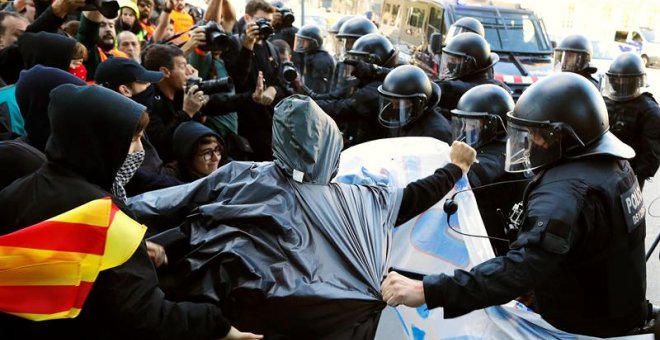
top-left (198, 146), bottom-right (222, 161)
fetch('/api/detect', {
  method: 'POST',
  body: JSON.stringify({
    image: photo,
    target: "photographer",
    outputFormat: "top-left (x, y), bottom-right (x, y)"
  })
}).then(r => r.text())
top-left (267, 0), bottom-right (296, 50)
top-left (141, 43), bottom-right (207, 163)
top-left (183, 23), bottom-right (274, 161)
top-left (223, 0), bottom-right (286, 161)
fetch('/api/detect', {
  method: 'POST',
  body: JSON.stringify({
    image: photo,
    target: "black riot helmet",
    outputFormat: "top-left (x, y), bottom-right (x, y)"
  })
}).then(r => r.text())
top-left (505, 73), bottom-right (634, 173)
top-left (439, 32), bottom-right (499, 80)
top-left (335, 17), bottom-right (378, 58)
top-left (295, 24), bottom-right (324, 53)
top-left (347, 33), bottom-right (398, 67)
top-left (553, 34), bottom-right (592, 72)
top-left (447, 17), bottom-right (485, 40)
top-left (451, 84), bottom-right (513, 149)
top-left (329, 15), bottom-right (355, 34)
top-left (602, 52), bottom-right (647, 101)
top-left (377, 65), bottom-right (441, 128)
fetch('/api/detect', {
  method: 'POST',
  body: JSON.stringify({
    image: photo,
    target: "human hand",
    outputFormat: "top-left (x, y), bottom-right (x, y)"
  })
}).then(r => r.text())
top-left (181, 27), bottom-right (206, 54)
top-left (343, 59), bottom-right (376, 80)
top-left (52, 0), bottom-right (86, 18)
top-left (145, 241), bottom-right (168, 268)
top-left (449, 141), bottom-right (476, 174)
top-left (242, 22), bottom-right (259, 50)
top-left (259, 86), bottom-right (276, 106)
top-left (251, 71), bottom-right (265, 103)
top-left (220, 326), bottom-right (263, 340)
top-left (380, 271), bottom-right (425, 308)
top-left (183, 84), bottom-right (208, 118)
top-left (165, 0), bottom-right (175, 12)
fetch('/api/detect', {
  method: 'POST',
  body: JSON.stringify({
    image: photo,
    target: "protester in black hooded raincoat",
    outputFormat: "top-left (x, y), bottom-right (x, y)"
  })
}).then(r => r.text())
top-left (0, 84), bottom-right (245, 340)
top-left (127, 95), bottom-right (476, 338)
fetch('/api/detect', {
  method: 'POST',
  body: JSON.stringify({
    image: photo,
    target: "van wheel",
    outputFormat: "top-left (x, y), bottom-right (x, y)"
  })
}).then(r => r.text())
top-left (642, 55), bottom-right (650, 67)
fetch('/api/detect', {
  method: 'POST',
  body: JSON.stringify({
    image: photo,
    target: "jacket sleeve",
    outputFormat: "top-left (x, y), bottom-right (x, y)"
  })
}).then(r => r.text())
top-left (223, 36), bottom-right (253, 91)
top-left (77, 15), bottom-right (101, 81)
top-left (396, 163), bottom-right (463, 226)
top-left (633, 97), bottom-right (660, 181)
top-left (467, 148), bottom-right (507, 188)
top-left (26, 6), bottom-right (66, 33)
top-left (422, 214), bottom-right (576, 317)
top-left (92, 242), bottom-right (232, 339)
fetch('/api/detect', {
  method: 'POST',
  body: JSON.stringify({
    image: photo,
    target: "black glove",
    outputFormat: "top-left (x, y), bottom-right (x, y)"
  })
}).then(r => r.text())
top-left (343, 59), bottom-right (378, 80)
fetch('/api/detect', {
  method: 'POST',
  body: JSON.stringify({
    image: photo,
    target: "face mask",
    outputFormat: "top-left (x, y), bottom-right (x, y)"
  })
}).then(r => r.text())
top-left (132, 85), bottom-right (155, 112)
top-left (111, 150), bottom-right (145, 202)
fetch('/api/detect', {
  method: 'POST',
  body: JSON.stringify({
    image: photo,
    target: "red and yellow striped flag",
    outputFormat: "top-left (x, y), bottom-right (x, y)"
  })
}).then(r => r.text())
top-left (0, 197), bottom-right (146, 321)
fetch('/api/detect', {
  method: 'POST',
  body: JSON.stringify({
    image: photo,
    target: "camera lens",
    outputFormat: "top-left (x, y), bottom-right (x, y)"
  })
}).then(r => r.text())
top-left (198, 77), bottom-right (234, 94)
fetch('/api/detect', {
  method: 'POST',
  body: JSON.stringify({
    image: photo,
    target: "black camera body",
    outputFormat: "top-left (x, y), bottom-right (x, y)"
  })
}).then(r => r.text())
top-left (187, 76), bottom-right (234, 94)
top-left (199, 21), bottom-right (230, 52)
top-left (254, 18), bottom-right (274, 40)
top-left (279, 8), bottom-right (295, 27)
top-left (281, 61), bottom-right (298, 83)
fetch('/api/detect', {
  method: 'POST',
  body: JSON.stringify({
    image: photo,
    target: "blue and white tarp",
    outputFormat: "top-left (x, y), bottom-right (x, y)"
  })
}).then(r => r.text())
top-left (335, 137), bottom-right (609, 340)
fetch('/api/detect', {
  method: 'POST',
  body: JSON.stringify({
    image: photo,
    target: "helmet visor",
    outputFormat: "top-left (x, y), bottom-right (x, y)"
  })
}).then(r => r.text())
top-left (335, 37), bottom-right (356, 61)
top-left (553, 50), bottom-right (590, 72)
top-left (505, 121), bottom-right (562, 173)
top-left (447, 25), bottom-right (474, 40)
top-left (601, 74), bottom-right (647, 101)
top-left (439, 52), bottom-right (475, 80)
top-left (378, 96), bottom-right (424, 128)
top-left (294, 36), bottom-right (315, 53)
top-left (451, 114), bottom-right (498, 149)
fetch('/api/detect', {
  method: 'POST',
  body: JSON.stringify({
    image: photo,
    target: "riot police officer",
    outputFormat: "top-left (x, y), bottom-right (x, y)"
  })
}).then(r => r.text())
top-left (377, 65), bottom-right (451, 143)
top-left (553, 34), bottom-right (599, 88)
top-left (382, 72), bottom-right (650, 337)
top-left (294, 24), bottom-right (335, 94)
top-left (602, 52), bottom-right (660, 189)
top-left (436, 32), bottom-right (510, 120)
top-left (314, 33), bottom-right (397, 147)
top-left (330, 17), bottom-right (379, 94)
top-left (328, 15), bottom-right (355, 59)
top-left (450, 84), bottom-right (528, 255)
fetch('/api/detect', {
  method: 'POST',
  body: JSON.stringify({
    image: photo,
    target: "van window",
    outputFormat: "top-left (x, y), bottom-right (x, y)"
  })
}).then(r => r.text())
top-left (615, 31), bottom-right (628, 43)
top-left (455, 9), bottom-right (551, 53)
top-left (407, 7), bottom-right (426, 29)
top-left (427, 6), bottom-right (444, 42)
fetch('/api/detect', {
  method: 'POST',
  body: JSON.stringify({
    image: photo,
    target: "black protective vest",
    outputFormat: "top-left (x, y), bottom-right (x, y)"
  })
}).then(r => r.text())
top-left (517, 157), bottom-right (647, 336)
top-left (436, 75), bottom-right (510, 120)
top-left (605, 93), bottom-right (660, 181)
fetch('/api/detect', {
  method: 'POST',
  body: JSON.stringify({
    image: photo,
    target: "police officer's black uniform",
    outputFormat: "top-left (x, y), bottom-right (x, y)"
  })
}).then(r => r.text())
top-left (450, 84), bottom-right (528, 255)
top-left (602, 52), bottom-right (660, 189)
top-left (294, 25), bottom-right (335, 94)
top-left (554, 34), bottom-right (600, 88)
top-left (422, 73), bottom-right (649, 337)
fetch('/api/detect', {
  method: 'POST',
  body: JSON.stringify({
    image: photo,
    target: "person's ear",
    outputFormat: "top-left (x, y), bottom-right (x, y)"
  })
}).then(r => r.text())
top-left (118, 84), bottom-right (132, 97)
top-left (160, 66), bottom-right (171, 78)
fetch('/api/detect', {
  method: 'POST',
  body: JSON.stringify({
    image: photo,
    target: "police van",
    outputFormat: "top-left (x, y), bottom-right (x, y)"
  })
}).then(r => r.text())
top-left (614, 27), bottom-right (660, 67)
top-left (379, 0), bottom-right (554, 99)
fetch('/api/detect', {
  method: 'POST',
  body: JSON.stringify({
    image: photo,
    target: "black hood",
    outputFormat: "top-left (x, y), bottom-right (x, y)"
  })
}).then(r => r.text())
top-left (46, 84), bottom-right (146, 191)
top-left (0, 140), bottom-right (45, 190)
top-left (172, 121), bottom-right (222, 163)
top-left (18, 32), bottom-right (76, 70)
top-left (15, 65), bottom-right (86, 152)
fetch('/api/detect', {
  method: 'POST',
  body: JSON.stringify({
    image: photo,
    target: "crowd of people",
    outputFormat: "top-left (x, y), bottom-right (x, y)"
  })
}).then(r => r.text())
top-left (0, 0), bottom-right (658, 337)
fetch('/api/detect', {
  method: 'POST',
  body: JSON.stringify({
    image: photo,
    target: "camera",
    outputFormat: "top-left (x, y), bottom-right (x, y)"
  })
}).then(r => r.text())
top-left (186, 76), bottom-right (234, 94)
top-left (281, 61), bottom-right (298, 83)
top-left (254, 18), bottom-right (274, 39)
top-left (81, 0), bottom-right (119, 19)
top-left (198, 21), bottom-right (230, 52)
top-left (279, 8), bottom-right (295, 27)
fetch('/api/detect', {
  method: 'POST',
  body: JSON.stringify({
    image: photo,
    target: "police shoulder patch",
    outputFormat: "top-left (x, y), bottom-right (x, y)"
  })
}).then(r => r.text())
top-left (619, 183), bottom-right (645, 232)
